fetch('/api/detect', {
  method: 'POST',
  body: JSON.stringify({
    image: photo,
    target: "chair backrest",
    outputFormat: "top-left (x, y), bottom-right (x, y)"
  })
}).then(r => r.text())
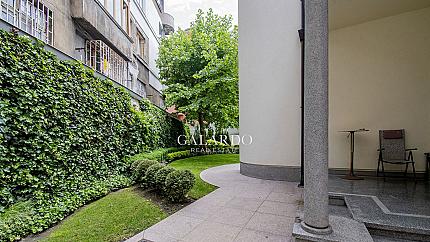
top-left (379, 129), bottom-right (406, 160)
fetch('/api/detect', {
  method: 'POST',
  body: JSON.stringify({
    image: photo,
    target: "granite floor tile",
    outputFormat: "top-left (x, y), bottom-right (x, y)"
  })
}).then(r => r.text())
top-left (209, 207), bottom-right (255, 227)
top-left (258, 200), bottom-right (298, 217)
top-left (224, 196), bottom-right (264, 211)
top-left (181, 221), bottom-right (242, 242)
top-left (245, 212), bottom-right (295, 237)
top-left (143, 213), bottom-right (203, 240)
top-left (267, 192), bottom-right (300, 204)
top-left (234, 228), bottom-right (291, 242)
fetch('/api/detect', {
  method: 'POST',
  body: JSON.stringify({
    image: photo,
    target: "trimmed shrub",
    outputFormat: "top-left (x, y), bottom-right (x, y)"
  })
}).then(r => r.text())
top-left (143, 163), bottom-right (165, 188)
top-left (133, 160), bottom-right (158, 182)
top-left (154, 166), bottom-right (176, 191)
top-left (166, 150), bottom-right (192, 162)
top-left (129, 147), bottom-right (183, 162)
top-left (164, 170), bottom-right (195, 202)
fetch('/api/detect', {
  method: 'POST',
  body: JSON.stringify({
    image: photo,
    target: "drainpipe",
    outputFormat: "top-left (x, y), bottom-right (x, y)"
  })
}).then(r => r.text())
top-left (299, 0), bottom-right (305, 188)
top-left (302, 0), bottom-right (332, 235)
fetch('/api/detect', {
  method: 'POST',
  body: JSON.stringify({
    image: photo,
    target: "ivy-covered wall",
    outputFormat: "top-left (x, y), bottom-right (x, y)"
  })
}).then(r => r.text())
top-left (0, 29), bottom-right (183, 223)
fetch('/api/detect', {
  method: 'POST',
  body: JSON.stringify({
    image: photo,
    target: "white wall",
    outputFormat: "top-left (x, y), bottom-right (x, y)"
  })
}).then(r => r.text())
top-left (239, 0), bottom-right (302, 167)
top-left (329, 7), bottom-right (430, 172)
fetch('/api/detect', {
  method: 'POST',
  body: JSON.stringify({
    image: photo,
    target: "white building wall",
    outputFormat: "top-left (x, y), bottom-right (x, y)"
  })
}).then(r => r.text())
top-left (239, 0), bottom-right (302, 178)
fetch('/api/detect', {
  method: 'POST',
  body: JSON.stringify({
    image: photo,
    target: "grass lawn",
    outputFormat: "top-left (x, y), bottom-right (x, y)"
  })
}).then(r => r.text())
top-left (169, 154), bottom-right (240, 199)
top-left (42, 187), bottom-right (167, 242)
top-left (40, 154), bottom-right (238, 242)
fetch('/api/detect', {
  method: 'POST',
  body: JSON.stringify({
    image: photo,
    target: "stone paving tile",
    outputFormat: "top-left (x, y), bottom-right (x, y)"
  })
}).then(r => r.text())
top-left (144, 213), bottom-right (203, 240)
top-left (258, 200), bottom-right (298, 217)
top-left (224, 196), bottom-right (264, 211)
top-left (208, 207), bottom-right (255, 227)
top-left (144, 230), bottom-right (180, 242)
top-left (234, 228), bottom-right (291, 242)
top-left (245, 212), bottom-right (295, 237)
top-left (181, 221), bottom-right (242, 242)
top-left (267, 192), bottom-right (300, 204)
top-left (175, 200), bottom-right (223, 220)
top-left (129, 164), bottom-right (300, 242)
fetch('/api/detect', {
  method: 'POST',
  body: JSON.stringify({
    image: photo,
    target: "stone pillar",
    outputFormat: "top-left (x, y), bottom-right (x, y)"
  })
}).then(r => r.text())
top-left (302, 0), bottom-right (332, 234)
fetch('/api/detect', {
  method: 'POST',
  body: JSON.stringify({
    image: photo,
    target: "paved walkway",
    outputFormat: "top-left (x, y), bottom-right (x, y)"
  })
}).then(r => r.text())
top-left (127, 164), bottom-right (302, 242)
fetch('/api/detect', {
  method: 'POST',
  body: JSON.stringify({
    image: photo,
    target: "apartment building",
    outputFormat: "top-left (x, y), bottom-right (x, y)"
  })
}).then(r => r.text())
top-left (0, 0), bottom-right (174, 107)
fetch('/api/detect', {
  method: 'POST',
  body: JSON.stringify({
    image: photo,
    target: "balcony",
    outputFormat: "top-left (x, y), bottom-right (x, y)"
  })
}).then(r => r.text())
top-left (70, 0), bottom-right (132, 60)
top-left (161, 12), bottom-right (174, 35)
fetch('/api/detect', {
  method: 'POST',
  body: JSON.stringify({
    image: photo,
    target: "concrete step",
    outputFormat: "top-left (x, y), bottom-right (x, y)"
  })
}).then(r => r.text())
top-left (344, 195), bottom-right (430, 242)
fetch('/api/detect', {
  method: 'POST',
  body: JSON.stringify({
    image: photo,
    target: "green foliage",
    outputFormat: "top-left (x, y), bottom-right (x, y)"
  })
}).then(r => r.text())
top-left (133, 160), bottom-right (159, 182)
top-left (129, 147), bottom-right (183, 162)
top-left (169, 154), bottom-right (239, 199)
top-left (154, 166), bottom-right (176, 192)
top-left (164, 170), bottom-right (196, 202)
top-left (206, 139), bottom-right (227, 147)
top-left (157, 9), bottom-right (239, 129)
top-left (0, 30), bottom-right (183, 240)
top-left (166, 150), bottom-right (192, 162)
top-left (139, 99), bottom-right (184, 149)
top-left (43, 187), bottom-right (167, 242)
top-left (143, 163), bottom-right (165, 188)
top-left (0, 175), bottom-right (132, 242)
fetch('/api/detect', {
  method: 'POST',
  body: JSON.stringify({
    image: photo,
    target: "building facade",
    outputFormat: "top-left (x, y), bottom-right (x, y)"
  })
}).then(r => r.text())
top-left (0, 0), bottom-right (174, 107)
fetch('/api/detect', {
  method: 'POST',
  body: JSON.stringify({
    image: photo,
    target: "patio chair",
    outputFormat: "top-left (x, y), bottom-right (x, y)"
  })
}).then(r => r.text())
top-left (377, 129), bottom-right (417, 180)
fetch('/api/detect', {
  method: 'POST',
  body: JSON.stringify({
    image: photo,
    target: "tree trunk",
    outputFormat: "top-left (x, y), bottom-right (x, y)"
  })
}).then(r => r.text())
top-left (198, 112), bottom-right (206, 145)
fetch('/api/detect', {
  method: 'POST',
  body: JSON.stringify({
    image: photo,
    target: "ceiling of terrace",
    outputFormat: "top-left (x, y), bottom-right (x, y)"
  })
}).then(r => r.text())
top-left (329, 0), bottom-right (430, 30)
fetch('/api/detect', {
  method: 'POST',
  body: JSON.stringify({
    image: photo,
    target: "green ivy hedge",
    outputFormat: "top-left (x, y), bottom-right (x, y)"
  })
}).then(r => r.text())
top-left (0, 30), bottom-right (183, 240)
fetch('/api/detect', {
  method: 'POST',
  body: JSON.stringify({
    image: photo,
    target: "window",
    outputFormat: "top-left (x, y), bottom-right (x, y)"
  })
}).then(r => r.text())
top-left (1, 0), bottom-right (53, 45)
top-left (159, 22), bottom-right (164, 37)
top-left (136, 80), bottom-right (146, 97)
top-left (85, 40), bottom-right (127, 85)
top-left (121, 0), bottom-right (129, 34)
top-left (138, 0), bottom-right (145, 12)
top-left (136, 31), bottom-right (146, 58)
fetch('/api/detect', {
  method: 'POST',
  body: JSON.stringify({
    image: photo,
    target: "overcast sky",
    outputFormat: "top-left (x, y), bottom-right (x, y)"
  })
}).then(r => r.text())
top-left (165, 0), bottom-right (238, 30)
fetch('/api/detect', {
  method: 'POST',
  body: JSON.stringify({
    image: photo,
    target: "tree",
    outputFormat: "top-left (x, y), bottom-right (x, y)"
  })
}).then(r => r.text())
top-left (157, 9), bottom-right (238, 144)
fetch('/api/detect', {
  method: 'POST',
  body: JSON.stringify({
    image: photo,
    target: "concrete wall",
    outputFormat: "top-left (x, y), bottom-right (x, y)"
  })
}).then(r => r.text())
top-left (130, 0), bottom-right (164, 96)
top-left (329, 7), bottom-right (430, 172)
top-left (239, 0), bottom-right (302, 180)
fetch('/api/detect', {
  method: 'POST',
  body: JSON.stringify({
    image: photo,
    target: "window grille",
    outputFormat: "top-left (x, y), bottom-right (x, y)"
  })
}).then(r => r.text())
top-left (85, 40), bottom-right (127, 86)
top-left (0, 0), bottom-right (53, 45)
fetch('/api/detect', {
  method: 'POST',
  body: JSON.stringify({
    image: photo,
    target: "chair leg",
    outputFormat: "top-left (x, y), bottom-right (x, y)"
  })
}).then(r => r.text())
top-left (377, 160), bottom-right (380, 177)
top-left (404, 163), bottom-right (409, 177)
top-left (381, 161), bottom-right (386, 181)
top-left (412, 162), bottom-right (416, 182)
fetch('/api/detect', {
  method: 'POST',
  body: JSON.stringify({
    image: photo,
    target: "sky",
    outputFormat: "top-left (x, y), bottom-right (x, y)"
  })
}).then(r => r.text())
top-left (165, 0), bottom-right (238, 30)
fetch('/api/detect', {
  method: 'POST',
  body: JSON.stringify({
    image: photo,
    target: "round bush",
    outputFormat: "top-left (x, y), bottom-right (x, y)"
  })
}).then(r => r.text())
top-left (164, 170), bottom-right (195, 202)
top-left (143, 163), bottom-right (165, 188)
top-left (154, 166), bottom-right (176, 191)
top-left (133, 160), bottom-right (158, 181)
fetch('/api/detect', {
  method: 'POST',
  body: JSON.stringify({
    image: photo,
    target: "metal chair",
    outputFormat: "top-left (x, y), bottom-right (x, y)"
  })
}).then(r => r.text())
top-left (377, 129), bottom-right (417, 180)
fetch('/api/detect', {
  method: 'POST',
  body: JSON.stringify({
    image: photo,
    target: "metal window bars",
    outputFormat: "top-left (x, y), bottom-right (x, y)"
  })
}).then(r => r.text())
top-left (0, 0), bottom-right (53, 45)
top-left (85, 40), bottom-right (127, 85)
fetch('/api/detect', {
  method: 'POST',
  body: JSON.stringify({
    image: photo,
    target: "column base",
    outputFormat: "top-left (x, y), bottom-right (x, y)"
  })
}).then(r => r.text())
top-left (292, 215), bottom-right (373, 242)
top-left (300, 221), bottom-right (333, 235)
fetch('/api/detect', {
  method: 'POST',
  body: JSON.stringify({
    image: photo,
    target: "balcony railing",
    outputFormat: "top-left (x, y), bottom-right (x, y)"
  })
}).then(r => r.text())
top-left (85, 40), bottom-right (128, 86)
top-left (0, 0), bottom-right (53, 45)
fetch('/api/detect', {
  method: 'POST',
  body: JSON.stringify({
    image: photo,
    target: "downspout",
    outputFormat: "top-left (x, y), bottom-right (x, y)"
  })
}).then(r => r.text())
top-left (299, 0), bottom-right (305, 187)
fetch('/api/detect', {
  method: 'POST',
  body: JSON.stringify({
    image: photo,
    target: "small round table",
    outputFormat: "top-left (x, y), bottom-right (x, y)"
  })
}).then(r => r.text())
top-left (339, 129), bottom-right (370, 180)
